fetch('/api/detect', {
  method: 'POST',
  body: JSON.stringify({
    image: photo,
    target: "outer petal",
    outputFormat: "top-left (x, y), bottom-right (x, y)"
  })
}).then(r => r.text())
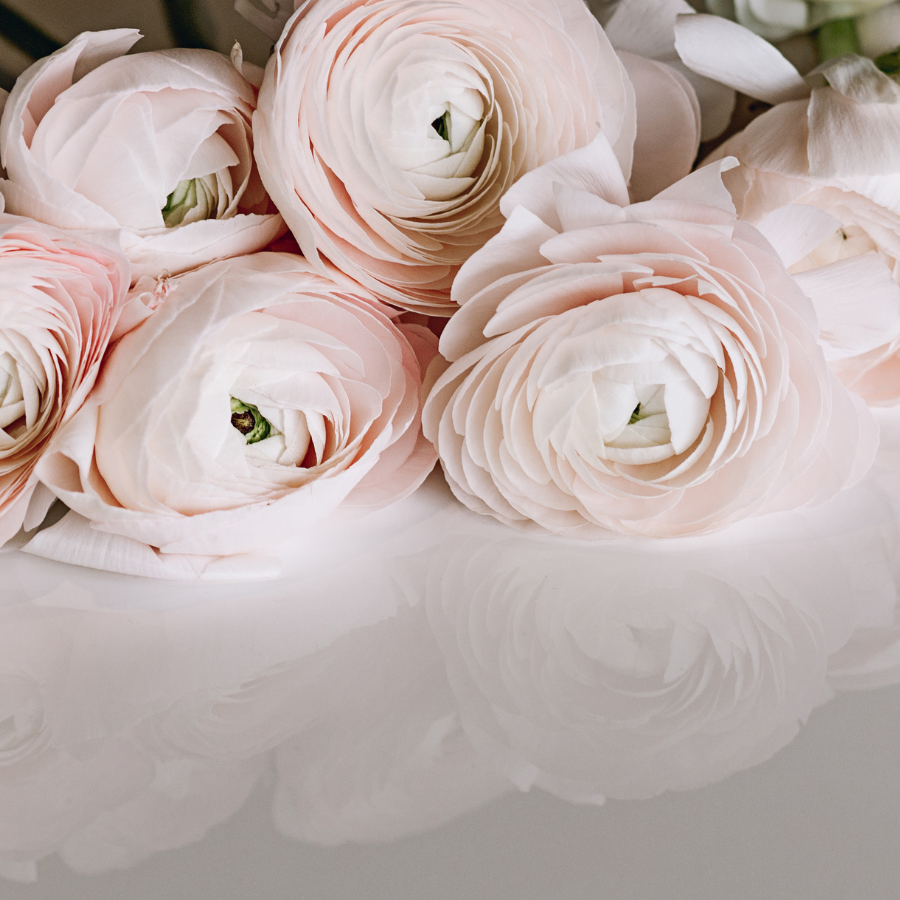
top-left (618, 52), bottom-right (701, 202)
top-left (674, 14), bottom-right (810, 105)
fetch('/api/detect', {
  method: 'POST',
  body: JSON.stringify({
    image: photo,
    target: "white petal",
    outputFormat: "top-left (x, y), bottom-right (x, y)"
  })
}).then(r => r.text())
top-left (500, 132), bottom-right (630, 223)
top-left (808, 84), bottom-right (900, 178)
top-left (618, 52), bottom-right (700, 202)
top-left (794, 252), bottom-right (900, 360)
top-left (22, 510), bottom-right (282, 581)
top-left (755, 203), bottom-right (843, 268)
top-left (674, 13), bottom-right (810, 105)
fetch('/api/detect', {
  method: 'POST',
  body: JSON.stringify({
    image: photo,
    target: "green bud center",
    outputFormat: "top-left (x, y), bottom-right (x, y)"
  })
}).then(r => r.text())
top-left (230, 397), bottom-right (271, 444)
top-left (162, 176), bottom-right (219, 228)
top-left (431, 110), bottom-right (451, 143)
top-left (628, 403), bottom-right (644, 426)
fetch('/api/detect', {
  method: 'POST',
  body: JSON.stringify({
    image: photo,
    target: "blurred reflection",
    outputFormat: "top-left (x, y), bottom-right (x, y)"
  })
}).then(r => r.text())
top-left (425, 473), bottom-right (899, 802)
top-left (2, 418), bottom-right (900, 878)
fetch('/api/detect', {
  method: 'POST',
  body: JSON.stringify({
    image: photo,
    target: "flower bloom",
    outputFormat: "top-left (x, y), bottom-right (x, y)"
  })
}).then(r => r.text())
top-left (422, 137), bottom-right (876, 538)
top-left (253, 0), bottom-right (638, 314)
top-left (0, 214), bottom-right (128, 546)
top-left (36, 253), bottom-right (437, 560)
top-left (706, 54), bottom-right (900, 406)
top-left (0, 30), bottom-right (283, 282)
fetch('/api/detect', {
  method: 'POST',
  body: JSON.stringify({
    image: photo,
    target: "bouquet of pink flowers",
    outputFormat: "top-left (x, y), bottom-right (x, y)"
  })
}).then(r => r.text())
top-left (1, 0), bottom-right (899, 579)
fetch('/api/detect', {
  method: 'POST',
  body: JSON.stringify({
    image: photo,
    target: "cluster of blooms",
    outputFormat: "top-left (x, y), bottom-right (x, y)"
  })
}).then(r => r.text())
top-left (1, 0), bottom-right (899, 575)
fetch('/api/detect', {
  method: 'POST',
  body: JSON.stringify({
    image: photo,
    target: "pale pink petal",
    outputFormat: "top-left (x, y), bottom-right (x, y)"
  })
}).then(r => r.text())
top-left (808, 86), bottom-right (900, 178)
top-left (794, 253), bottom-right (900, 360)
top-left (669, 60), bottom-right (737, 142)
top-left (500, 132), bottom-right (630, 223)
top-left (618, 52), bottom-right (700, 202)
top-left (674, 13), bottom-right (810, 105)
top-left (812, 54), bottom-right (900, 105)
top-left (655, 156), bottom-right (739, 211)
top-left (22, 512), bottom-right (281, 580)
top-left (755, 203), bottom-right (843, 268)
top-left (606, 0), bottom-right (695, 58)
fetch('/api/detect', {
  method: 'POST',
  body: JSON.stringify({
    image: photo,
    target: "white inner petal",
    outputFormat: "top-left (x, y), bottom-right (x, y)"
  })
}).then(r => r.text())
top-left (367, 45), bottom-right (488, 201)
top-left (603, 384), bottom-right (671, 449)
top-left (0, 351), bottom-right (26, 435)
top-left (239, 405), bottom-right (324, 469)
top-left (790, 224), bottom-right (878, 273)
top-left (534, 292), bottom-right (721, 468)
top-left (33, 82), bottom-right (244, 231)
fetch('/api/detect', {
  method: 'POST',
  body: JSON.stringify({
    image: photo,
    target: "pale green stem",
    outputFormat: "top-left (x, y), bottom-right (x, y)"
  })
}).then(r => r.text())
top-left (816, 17), bottom-right (860, 63)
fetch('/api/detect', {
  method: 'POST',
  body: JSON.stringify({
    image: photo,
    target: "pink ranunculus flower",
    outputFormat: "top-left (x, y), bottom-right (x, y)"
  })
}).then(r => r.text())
top-left (0, 214), bottom-right (129, 546)
top-left (0, 30), bottom-right (284, 283)
top-left (253, 0), bottom-right (641, 315)
top-left (700, 55), bottom-right (900, 407)
top-left (422, 136), bottom-right (877, 538)
top-left (34, 253), bottom-right (437, 563)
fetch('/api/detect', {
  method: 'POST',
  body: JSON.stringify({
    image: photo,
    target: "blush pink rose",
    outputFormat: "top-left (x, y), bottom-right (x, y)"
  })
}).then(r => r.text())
top-left (0, 30), bottom-right (284, 283)
top-left (0, 214), bottom-right (129, 547)
top-left (35, 253), bottom-right (437, 561)
top-left (253, 0), bottom-right (641, 314)
top-left (422, 137), bottom-right (877, 538)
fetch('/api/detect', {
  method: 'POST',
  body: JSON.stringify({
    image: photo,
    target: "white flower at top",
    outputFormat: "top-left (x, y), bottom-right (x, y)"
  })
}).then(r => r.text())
top-left (677, 16), bottom-right (900, 405)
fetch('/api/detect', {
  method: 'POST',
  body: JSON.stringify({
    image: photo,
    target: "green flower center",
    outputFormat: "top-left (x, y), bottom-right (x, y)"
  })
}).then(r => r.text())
top-left (628, 403), bottom-right (644, 426)
top-left (162, 176), bottom-right (219, 228)
top-left (431, 110), bottom-right (452, 143)
top-left (230, 397), bottom-right (271, 444)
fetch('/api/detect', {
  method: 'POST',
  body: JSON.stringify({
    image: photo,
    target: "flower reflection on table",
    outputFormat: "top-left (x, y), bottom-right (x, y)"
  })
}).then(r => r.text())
top-left (2, 409), bottom-right (900, 883)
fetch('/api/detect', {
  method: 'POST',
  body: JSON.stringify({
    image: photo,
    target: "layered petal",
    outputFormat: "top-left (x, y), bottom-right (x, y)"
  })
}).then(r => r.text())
top-left (423, 140), bottom-right (875, 538)
top-left (711, 56), bottom-right (900, 405)
top-left (0, 214), bottom-right (128, 546)
top-left (254, 0), bottom-right (635, 313)
top-left (0, 30), bottom-right (283, 282)
top-left (32, 253), bottom-right (435, 568)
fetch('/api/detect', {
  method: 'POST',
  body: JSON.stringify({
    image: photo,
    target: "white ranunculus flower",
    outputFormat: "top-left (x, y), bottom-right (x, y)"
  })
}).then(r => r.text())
top-left (701, 54), bottom-right (900, 406)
